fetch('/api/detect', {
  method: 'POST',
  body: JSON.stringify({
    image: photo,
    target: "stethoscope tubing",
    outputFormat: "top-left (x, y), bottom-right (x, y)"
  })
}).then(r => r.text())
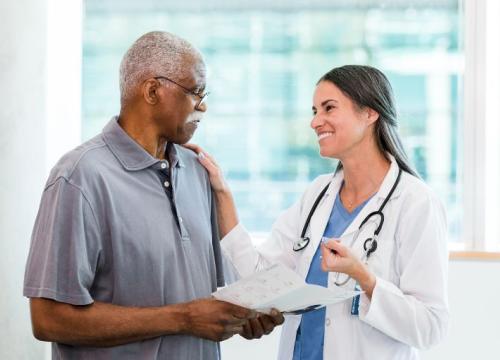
top-left (294, 168), bottom-right (403, 256)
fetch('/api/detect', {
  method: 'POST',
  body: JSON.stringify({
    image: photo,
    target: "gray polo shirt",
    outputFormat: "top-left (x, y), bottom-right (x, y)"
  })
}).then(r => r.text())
top-left (24, 117), bottom-right (225, 360)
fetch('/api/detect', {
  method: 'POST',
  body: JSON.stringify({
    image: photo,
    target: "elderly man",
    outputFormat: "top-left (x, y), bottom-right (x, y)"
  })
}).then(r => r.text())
top-left (24, 31), bottom-right (283, 359)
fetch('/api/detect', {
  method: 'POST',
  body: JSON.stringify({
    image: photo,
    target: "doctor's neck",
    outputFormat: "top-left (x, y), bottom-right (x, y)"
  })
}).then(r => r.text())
top-left (339, 147), bottom-right (390, 198)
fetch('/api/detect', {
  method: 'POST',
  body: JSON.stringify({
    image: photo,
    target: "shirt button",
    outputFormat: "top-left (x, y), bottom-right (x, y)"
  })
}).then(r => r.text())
top-left (160, 162), bottom-right (168, 169)
top-left (163, 181), bottom-right (170, 188)
top-left (179, 217), bottom-right (183, 223)
top-left (325, 318), bottom-right (331, 327)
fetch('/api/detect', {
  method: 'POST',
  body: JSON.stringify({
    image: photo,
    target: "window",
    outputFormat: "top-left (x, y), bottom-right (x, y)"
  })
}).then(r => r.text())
top-left (83, 0), bottom-right (464, 246)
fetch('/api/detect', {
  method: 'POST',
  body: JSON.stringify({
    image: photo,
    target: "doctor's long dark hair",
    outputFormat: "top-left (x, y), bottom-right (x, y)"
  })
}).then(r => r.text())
top-left (318, 65), bottom-right (418, 177)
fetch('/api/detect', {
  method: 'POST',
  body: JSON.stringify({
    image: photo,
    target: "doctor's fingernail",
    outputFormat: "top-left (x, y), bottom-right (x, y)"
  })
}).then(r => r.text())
top-left (198, 152), bottom-right (205, 160)
top-left (321, 237), bottom-right (329, 244)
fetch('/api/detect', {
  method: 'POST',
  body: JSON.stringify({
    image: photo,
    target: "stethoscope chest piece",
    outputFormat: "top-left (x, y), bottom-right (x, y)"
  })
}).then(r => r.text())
top-left (363, 238), bottom-right (378, 259)
top-left (293, 237), bottom-right (310, 251)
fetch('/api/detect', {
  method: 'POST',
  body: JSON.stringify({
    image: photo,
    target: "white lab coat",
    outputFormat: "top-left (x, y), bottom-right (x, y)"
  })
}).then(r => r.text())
top-left (221, 156), bottom-right (449, 360)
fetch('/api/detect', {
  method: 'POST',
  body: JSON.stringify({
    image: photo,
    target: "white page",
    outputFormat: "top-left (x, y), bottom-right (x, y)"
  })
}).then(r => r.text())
top-left (213, 263), bottom-right (304, 309)
top-left (213, 263), bottom-right (361, 314)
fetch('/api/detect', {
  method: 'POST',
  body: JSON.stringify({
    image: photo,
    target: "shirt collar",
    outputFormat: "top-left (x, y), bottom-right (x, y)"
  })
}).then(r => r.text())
top-left (102, 116), bottom-right (184, 171)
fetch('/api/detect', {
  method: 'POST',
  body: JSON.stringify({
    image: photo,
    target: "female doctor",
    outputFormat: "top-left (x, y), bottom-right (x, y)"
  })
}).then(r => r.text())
top-left (186, 65), bottom-right (449, 360)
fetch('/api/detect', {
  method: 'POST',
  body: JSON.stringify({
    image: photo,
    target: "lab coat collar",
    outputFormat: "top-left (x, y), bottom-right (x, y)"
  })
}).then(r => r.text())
top-left (373, 154), bottom-right (403, 201)
top-left (293, 154), bottom-right (405, 279)
top-left (324, 154), bottom-right (403, 201)
top-left (320, 154), bottom-right (403, 240)
top-left (344, 155), bottom-right (402, 238)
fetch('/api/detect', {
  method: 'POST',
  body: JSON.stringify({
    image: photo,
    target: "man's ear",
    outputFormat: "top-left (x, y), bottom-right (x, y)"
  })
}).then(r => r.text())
top-left (366, 107), bottom-right (380, 126)
top-left (143, 79), bottom-right (161, 105)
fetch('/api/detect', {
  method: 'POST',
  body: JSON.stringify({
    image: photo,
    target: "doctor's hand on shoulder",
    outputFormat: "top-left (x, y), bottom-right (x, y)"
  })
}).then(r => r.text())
top-left (183, 143), bottom-right (241, 238)
top-left (183, 143), bottom-right (228, 193)
top-left (321, 239), bottom-right (376, 299)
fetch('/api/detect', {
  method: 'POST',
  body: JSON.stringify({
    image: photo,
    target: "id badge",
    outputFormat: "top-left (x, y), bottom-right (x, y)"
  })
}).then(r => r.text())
top-left (351, 283), bottom-right (361, 316)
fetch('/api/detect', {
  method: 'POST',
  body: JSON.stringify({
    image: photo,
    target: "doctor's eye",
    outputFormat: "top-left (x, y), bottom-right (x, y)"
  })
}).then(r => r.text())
top-left (325, 105), bottom-right (336, 112)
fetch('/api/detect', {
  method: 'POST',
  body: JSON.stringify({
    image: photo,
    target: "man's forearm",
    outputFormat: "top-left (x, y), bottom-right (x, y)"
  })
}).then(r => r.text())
top-left (31, 298), bottom-right (188, 347)
top-left (214, 190), bottom-right (239, 238)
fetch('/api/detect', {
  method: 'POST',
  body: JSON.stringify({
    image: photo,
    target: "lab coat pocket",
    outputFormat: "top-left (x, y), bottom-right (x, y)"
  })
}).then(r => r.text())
top-left (355, 318), bottom-right (394, 359)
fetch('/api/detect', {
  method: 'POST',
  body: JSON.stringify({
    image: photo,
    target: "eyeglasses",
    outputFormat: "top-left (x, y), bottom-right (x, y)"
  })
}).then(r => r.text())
top-left (154, 76), bottom-right (209, 110)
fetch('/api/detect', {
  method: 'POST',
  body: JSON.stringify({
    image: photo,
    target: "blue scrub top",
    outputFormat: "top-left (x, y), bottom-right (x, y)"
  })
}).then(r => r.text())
top-left (293, 191), bottom-right (371, 360)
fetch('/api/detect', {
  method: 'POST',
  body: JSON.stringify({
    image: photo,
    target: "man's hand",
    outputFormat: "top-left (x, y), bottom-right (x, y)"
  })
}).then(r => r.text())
top-left (30, 297), bottom-right (257, 347)
top-left (184, 298), bottom-right (257, 342)
top-left (239, 309), bottom-right (284, 340)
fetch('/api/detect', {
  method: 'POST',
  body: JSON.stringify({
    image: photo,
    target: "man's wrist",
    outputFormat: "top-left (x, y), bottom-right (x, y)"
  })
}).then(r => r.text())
top-left (162, 302), bottom-right (192, 336)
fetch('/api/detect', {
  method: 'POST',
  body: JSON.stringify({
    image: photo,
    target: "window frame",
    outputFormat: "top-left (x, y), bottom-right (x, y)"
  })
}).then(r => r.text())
top-left (463, 0), bottom-right (500, 251)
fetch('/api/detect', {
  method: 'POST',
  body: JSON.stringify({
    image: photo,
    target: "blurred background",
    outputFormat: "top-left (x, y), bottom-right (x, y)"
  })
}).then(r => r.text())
top-left (1, 0), bottom-right (500, 359)
top-left (83, 0), bottom-right (463, 244)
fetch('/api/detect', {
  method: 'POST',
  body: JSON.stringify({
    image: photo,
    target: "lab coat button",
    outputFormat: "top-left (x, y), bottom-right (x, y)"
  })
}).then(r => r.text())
top-left (164, 181), bottom-right (170, 188)
top-left (160, 162), bottom-right (168, 169)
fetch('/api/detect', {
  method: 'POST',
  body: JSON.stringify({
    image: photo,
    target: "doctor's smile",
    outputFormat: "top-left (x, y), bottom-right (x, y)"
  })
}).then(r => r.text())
top-left (317, 131), bottom-right (334, 141)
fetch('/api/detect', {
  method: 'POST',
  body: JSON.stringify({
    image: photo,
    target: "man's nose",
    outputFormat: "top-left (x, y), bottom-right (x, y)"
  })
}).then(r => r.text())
top-left (196, 101), bottom-right (208, 112)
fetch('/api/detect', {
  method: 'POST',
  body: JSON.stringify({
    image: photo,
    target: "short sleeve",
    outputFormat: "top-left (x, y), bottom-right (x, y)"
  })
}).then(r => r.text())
top-left (23, 177), bottom-right (102, 305)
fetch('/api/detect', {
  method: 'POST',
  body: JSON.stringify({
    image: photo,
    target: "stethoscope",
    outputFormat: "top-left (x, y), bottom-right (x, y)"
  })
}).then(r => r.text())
top-left (293, 168), bottom-right (403, 284)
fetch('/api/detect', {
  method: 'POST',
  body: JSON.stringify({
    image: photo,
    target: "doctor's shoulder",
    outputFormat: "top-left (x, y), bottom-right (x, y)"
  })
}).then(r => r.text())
top-left (397, 171), bottom-right (447, 223)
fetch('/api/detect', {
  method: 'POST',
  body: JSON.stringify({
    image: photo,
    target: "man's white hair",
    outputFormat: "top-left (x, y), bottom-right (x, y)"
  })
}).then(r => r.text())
top-left (119, 31), bottom-right (203, 103)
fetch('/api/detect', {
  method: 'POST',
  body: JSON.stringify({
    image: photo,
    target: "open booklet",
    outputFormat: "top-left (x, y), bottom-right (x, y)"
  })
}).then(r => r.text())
top-left (213, 263), bottom-right (361, 315)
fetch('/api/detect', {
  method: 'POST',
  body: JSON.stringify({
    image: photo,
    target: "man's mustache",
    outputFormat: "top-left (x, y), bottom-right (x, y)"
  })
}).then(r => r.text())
top-left (187, 112), bottom-right (203, 124)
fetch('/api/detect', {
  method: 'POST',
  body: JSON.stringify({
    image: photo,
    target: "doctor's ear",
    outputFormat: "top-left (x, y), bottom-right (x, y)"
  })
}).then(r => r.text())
top-left (365, 107), bottom-right (380, 126)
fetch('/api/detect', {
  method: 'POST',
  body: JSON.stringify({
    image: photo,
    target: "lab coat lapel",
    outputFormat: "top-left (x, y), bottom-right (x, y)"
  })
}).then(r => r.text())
top-left (309, 172), bottom-right (343, 259)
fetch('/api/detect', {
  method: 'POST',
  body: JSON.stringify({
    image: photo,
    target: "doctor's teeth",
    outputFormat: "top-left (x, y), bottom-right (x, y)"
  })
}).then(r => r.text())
top-left (318, 132), bottom-right (333, 140)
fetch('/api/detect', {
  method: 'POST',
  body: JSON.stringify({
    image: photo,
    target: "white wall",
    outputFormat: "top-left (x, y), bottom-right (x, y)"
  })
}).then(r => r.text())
top-left (421, 260), bottom-right (500, 360)
top-left (221, 260), bottom-right (500, 360)
top-left (0, 0), bottom-right (49, 358)
top-left (0, 0), bottom-right (81, 358)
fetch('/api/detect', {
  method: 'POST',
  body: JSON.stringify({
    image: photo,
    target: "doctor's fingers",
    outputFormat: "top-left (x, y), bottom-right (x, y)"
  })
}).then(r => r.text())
top-left (184, 143), bottom-right (219, 165)
top-left (183, 144), bottom-right (220, 166)
top-left (320, 243), bottom-right (351, 272)
top-left (324, 239), bottom-right (349, 256)
top-left (182, 142), bottom-right (201, 153)
top-left (197, 153), bottom-right (218, 172)
top-left (189, 149), bottom-right (222, 180)
top-left (320, 244), bottom-right (337, 271)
